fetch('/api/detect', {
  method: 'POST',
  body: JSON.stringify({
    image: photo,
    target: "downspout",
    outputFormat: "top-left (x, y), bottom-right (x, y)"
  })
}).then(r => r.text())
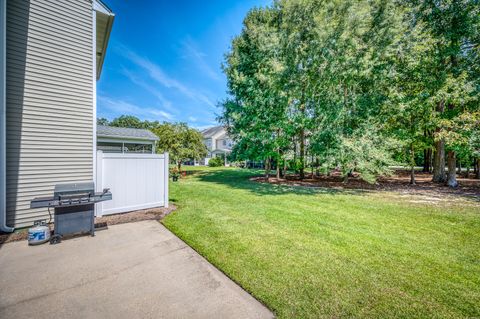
top-left (0, 0), bottom-right (14, 232)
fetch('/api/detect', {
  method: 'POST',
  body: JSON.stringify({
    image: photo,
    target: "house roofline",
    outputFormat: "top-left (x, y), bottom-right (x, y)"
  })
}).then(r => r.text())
top-left (97, 135), bottom-right (159, 142)
top-left (93, 0), bottom-right (113, 15)
top-left (94, 0), bottom-right (114, 80)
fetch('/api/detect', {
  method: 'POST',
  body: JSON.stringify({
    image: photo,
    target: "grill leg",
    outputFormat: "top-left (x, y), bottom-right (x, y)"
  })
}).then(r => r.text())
top-left (90, 210), bottom-right (95, 236)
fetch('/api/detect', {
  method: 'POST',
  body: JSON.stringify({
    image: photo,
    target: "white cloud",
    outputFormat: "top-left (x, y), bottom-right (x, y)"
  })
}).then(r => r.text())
top-left (121, 68), bottom-right (174, 112)
top-left (181, 37), bottom-right (221, 81)
top-left (98, 95), bottom-right (174, 121)
top-left (188, 116), bottom-right (197, 122)
top-left (121, 47), bottom-right (216, 109)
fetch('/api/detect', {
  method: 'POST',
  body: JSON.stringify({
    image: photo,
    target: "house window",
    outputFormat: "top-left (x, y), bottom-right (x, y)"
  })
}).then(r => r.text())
top-left (123, 143), bottom-right (152, 153)
top-left (97, 142), bottom-right (123, 153)
top-left (97, 142), bottom-right (153, 153)
top-left (222, 140), bottom-right (226, 146)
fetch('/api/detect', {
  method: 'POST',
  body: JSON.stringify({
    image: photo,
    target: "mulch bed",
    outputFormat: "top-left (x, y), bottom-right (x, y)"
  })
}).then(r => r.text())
top-left (0, 204), bottom-right (177, 245)
top-left (252, 170), bottom-right (480, 198)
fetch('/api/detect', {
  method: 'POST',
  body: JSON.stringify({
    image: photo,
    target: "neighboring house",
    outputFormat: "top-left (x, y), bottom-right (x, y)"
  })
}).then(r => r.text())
top-left (97, 125), bottom-right (158, 154)
top-left (200, 126), bottom-right (233, 166)
top-left (0, 0), bottom-right (114, 229)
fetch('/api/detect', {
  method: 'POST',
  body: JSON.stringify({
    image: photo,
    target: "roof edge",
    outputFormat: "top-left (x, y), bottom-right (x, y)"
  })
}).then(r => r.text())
top-left (95, 1), bottom-right (115, 80)
top-left (94, 0), bottom-right (114, 15)
top-left (97, 135), bottom-right (159, 142)
top-left (96, 125), bottom-right (159, 141)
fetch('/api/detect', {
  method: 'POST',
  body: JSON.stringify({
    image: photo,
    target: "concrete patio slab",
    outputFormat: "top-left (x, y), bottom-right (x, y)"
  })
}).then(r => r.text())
top-left (0, 221), bottom-right (274, 319)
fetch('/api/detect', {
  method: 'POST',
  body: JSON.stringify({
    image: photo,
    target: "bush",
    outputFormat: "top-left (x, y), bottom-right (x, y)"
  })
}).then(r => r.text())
top-left (208, 157), bottom-right (224, 167)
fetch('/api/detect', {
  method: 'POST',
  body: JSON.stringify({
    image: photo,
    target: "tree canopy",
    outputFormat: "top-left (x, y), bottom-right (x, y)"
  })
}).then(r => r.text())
top-left (98, 115), bottom-right (162, 130)
top-left (221, 0), bottom-right (480, 185)
top-left (152, 123), bottom-right (207, 170)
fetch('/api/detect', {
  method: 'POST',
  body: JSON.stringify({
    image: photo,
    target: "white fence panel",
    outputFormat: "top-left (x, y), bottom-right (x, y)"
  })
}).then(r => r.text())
top-left (96, 151), bottom-right (169, 216)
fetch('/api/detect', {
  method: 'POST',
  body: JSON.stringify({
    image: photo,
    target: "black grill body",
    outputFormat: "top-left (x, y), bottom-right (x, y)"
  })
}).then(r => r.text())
top-left (31, 182), bottom-right (112, 240)
top-left (55, 202), bottom-right (95, 237)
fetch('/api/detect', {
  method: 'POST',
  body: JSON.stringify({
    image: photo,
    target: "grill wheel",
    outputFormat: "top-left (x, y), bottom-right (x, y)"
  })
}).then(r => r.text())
top-left (50, 234), bottom-right (62, 245)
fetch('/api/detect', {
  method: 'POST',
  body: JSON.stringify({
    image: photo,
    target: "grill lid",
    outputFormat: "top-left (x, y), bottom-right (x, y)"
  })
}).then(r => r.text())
top-left (54, 182), bottom-right (95, 199)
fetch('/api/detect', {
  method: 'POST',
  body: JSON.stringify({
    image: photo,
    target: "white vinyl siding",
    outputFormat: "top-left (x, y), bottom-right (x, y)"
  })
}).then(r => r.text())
top-left (6, 0), bottom-right (94, 228)
top-left (216, 139), bottom-right (225, 150)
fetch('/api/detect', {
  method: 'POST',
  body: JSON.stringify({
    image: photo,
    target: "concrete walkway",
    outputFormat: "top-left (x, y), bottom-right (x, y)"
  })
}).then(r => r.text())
top-left (0, 221), bottom-right (274, 319)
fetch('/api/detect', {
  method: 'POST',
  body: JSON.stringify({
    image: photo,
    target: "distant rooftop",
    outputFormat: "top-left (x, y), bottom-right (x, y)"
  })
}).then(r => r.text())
top-left (201, 126), bottom-right (225, 138)
top-left (97, 125), bottom-right (159, 141)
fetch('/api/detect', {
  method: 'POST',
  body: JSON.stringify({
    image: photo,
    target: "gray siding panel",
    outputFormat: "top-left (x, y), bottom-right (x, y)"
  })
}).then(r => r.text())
top-left (6, 0), bottom-right (94, 228)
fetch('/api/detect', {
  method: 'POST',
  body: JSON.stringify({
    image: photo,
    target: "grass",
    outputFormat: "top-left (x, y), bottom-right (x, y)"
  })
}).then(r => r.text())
top-left (163, 167), bottom-right (480, 318)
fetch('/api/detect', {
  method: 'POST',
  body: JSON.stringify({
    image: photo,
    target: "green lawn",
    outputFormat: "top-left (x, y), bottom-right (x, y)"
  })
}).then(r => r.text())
top-left (163, 167), bottom-right (480, 318)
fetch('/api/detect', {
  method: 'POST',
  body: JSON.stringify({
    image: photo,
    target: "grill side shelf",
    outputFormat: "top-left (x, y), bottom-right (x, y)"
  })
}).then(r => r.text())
top-left (30, 193), bottom-right (112, 209)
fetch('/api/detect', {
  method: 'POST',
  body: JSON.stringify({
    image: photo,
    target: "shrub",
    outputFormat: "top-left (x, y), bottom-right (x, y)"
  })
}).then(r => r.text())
top-left (208, 157), bottom-right (224, 167)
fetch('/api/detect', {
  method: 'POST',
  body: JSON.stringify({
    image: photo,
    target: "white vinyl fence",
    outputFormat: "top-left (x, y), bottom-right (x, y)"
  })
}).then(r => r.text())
top-left (95, 151), bottom-right (169, 216)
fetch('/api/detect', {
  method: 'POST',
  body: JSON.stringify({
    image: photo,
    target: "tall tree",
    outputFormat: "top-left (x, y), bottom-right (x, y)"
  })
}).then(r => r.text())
top-left (304, 0), bottom-right (402, 181)
top-left (107, 115), bottom-right (161, 130)
top-left (221, 6), bottom-right (289, 179)
top-left (222, 0), bottom-right (479, 185)
top-left (407, 0), bottom-right (479, 185)
top-left (109, 115), bottom-right (145, 129)
top-left (386, 9), bottom-right (435, 185)
top-left (152, 123), bottom-right (207, 171)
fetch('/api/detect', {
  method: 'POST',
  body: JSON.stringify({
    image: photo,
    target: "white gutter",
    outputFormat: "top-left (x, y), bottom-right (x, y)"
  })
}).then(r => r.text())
top-left (93, 0), bottom-right (114, 80)
top-left (0, 0), bottom-right (14, 232)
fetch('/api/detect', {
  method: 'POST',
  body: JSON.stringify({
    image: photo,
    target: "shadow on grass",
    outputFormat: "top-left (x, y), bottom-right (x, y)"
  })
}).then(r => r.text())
top-left (193, 168), bottom-right (368, 197)
top-left (188, 168), bottom-right (480, 203)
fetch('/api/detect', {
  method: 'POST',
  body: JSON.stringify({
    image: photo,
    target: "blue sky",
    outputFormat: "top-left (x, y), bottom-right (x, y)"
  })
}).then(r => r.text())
top-left (97, 0), bottom-right (270, 129)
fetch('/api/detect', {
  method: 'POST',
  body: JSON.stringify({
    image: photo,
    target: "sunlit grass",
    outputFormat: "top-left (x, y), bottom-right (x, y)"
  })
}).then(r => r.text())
top-left (164, 167), bottom-right (480, 318)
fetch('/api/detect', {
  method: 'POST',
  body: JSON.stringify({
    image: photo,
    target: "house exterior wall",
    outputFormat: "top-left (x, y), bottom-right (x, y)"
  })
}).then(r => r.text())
top-left (200, 128), bottom-right (233, 166)
top-left (215, 139), bottom-right (223, 150)
top-left (215, 138), bottom-right (232, 150)
top-left (6, 0), bottom-right (94, 227)
top-left (204, 137), bottom-right (213, 152)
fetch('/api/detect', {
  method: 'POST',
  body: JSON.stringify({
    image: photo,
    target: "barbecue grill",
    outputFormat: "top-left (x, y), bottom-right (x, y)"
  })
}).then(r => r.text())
top-left (30, 182), bottom-right (112, 244)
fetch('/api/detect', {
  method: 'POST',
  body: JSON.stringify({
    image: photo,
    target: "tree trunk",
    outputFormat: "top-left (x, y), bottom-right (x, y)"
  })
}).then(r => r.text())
top-left (465, 164), bottom-right (470, 179)
top-left (430, 150), bottom-right (434, 173)
top-left (432, 139), bottom-right (446, 183)
top-left (293, 142), bottom-right (297, 174)
top-left (347, 169), bottom-right (354, 177)
top-left (432, 101), bottom-right (446, 183)
top-left (299, 130), bottom-right (305, 179)
top-left (423, 148), bottom-right (432, 173)
top-left (177, 161), bottom-right (182, 171)
top-left (446, 151), bottom-right (458, 187)
top-left (276, 157), bottom-right (280, 179)
top-left (457, 160), bottom-right (462, 174)
top-left (423, 129), bottom-right (432, 173)
top-left (265, 158), bottom-right (270, 180)
top-left (476, 158), bottom-right (480, 179)
top-left (410, 166), bottom-right (416, 185)
top-left (310, 155), bottom-right (314, 178)
top-left (410, 143), bottom-right (416, 185)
